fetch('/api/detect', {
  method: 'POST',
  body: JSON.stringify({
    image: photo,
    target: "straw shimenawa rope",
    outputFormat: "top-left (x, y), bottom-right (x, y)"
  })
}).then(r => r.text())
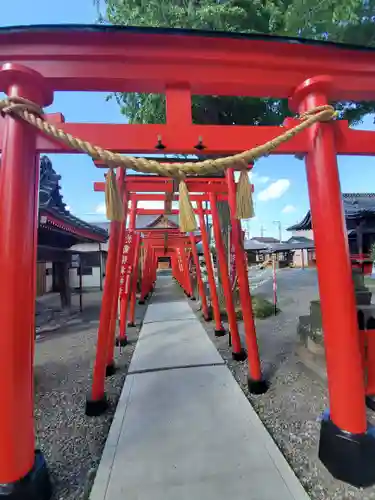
top-left (0, 96), bottom-right (336, 231)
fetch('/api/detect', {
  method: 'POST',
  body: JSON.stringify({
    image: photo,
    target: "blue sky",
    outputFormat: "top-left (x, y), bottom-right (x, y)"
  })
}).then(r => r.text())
top-left (3, 0), bottom-right (375, 240)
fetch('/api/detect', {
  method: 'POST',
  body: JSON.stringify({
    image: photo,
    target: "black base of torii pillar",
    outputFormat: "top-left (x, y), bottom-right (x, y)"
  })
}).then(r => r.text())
top-left (0, 451), bottom-right (52, 500)
top-left (319, 416), bottom-right (375, 488)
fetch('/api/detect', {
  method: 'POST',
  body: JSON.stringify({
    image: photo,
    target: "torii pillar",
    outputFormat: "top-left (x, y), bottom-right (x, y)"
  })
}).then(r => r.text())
top-left (291, 75), bottom-right (375, 487)
top-left (0, 64), bottom-right (52, 499)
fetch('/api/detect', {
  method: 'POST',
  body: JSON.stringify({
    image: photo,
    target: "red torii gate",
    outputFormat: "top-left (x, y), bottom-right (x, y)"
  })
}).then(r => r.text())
top-left (93, 176), bottom-right (261, 372)
top-left (136, 206), bottom-right (213, 320)
top-left (0, 25), bottom-right (375, 496)
top-left (142, 230), bottom-right (197, 296)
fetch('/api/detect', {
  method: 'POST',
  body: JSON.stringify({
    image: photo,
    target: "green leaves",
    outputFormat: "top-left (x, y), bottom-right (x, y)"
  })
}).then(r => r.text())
top-left (96, 0), bottom-right (375, 126)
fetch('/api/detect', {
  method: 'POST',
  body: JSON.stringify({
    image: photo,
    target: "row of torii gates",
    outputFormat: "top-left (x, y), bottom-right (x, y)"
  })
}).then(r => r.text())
top-left (89, 169), bottom-right (262, 417)
top-left (0, 25), bottom-right (375, 498)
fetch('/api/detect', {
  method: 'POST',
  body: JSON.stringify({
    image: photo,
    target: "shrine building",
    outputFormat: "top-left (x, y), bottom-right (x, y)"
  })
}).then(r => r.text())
top-left (288, 193), bottom-right (375, 271)
top-left (35, 156), bottom-right (108, 296)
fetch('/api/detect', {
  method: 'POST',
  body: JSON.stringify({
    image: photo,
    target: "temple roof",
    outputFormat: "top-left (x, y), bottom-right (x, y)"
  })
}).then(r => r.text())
top-left (244, 240), bottom-right (268, 251)
top-left (38, 156), bottom-right (108, 242)
top-left (287, 193), bottom-right (375, 231)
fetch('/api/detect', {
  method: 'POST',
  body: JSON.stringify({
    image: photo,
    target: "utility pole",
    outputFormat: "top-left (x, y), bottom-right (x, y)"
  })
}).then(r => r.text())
top-left (273, 220), bottom-right (282, 242)
top-left (260, 225), bottom-right (265, 238)
top-left (246, 219), bottom-right (251, 239)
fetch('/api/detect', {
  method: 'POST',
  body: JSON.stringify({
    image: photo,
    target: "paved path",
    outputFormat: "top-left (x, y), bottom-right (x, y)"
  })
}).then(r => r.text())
top-left (90, 276), bottom-right (310, 500)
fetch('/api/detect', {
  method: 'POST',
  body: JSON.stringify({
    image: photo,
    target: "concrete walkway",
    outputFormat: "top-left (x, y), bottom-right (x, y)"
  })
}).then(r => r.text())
top-left (90, 277), bottom-right (310, 500)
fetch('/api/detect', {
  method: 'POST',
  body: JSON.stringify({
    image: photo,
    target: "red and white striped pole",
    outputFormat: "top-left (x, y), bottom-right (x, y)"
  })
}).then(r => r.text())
top-left (272, 254), bottom-right (277, 316)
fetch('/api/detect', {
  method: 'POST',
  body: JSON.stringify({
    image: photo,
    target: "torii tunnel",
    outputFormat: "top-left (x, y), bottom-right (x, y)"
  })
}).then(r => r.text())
top-left (1, 24), bottom-right (375, 498)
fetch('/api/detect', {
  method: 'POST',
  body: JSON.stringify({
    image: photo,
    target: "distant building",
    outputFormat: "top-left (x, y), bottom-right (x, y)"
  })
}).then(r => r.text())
top-left (283, 236), bottom-right (315, 268)
top-left (242, 235), bottom-right (314, 268)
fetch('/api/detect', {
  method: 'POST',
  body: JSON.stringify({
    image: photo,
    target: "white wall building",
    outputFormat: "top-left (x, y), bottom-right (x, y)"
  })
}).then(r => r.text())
top-left (69, 240), bottom-right (107, 289)
top-left (290, 229), bottom-right (314, 240)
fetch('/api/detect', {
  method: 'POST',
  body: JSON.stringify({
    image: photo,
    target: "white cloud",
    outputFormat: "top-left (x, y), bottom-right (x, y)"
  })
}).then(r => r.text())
top-left (234, 171), bottom-right (269, 185)
top-left (258, 179), bottom-right (290, 202)
top-left (95, 202), bottom-right (106, 214)
top-left (137, 200), bottom-right (179, 210)
top-left (282, 204), bottom-right (296, 214)
top-left (255, 175), bottom-right (270, 184)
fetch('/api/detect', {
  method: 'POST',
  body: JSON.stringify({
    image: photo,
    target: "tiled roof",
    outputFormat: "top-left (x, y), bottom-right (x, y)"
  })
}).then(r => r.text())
top-left (244, 240), bottom-right (268, 251)
top-left (251, 237), bottom-right (280, 243)
top-left (287, 193), bottom-right (375, 231)
top-left (39, 156), bottom-right (108, 241)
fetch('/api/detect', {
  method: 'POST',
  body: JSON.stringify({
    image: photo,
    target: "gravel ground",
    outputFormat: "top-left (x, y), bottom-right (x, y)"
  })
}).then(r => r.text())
top-left (193, 268), bottom-right (375, 500)
top-left (34, 291), bottom-right (147, 500)
top-left (35, 293), bottom-right (82, 335)
top-left (34, 271), bottom-right (375, 499)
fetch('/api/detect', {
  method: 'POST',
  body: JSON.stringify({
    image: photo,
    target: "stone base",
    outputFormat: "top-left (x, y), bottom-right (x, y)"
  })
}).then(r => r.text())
top-left (0, 450), bottom-right (52, 500)
top-left (319, 415), bottom-right (375, 487)
top-left (296, 344), bottom-right (327, 381)
top-left (232, 348), bottom-right (247, 362)
top-left (115, 337), bottom-right (128, 347)
top-left (307, 337), bottom-right (325, 356)
top-left (85, 396), bottom-right (109, 417)
top-left (358, 304), bottom-right (375, 329)
top-left (366, 396), bottom-right (375, 412)
top-left (297, 315), bottom-right (312, 346)
top-left (297, 271), bottom-right (374, 350)
top-left (214, 328), bottom-right (227, 337)
top-left (356, 290), bottom-right (373, 306)
top-left (105, 362), bottom-right (116, 377)
top-left (248, 378), bottom-right (269, 395)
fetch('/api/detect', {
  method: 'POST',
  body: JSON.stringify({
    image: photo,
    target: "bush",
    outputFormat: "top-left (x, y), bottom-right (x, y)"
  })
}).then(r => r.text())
top-left (220, 294), bottom-right (279, 320)
top-left (251, 295), bottom-right (279, 318)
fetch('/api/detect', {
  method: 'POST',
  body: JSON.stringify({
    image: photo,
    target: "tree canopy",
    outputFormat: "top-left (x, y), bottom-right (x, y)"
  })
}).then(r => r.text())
top-left (95, 0), bottom-right (375, 126)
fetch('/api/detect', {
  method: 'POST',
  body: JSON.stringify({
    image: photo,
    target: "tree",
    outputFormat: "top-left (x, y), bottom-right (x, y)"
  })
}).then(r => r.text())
top-left (96, 0), bottom-right (375, 126)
